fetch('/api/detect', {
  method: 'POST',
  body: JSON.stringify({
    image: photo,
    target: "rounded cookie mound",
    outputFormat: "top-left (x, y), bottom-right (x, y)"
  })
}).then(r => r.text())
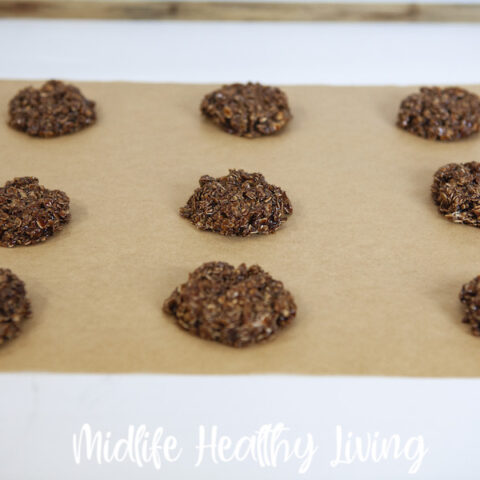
top-left (0, 269), bottom-right (31, 345)
top-left (397, 87), bottom-right (480, 141)
top-left (432, 162), bottom-right (480, 228)
top-left (163, 261), bottom-right (296, 347)
top-left (0, 177), bottom-right (71, 247)
top-left (460, 275), bottom-right (480, 336)
top-left (180, 169), bottom-right (292, 236)
top-left (200, 82), bottom-right (291, 138)
top-left (8, 79), bottom-right (96, 138)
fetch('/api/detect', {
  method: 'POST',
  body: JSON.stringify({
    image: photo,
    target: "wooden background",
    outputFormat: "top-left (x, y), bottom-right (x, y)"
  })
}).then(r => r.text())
top-left (1, 1), bottom-right (480, 22)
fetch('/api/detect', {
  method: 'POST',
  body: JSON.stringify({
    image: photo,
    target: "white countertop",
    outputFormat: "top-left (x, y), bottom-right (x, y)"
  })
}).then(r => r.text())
top-left (1, 19), bottom-right (479, 480)
top-left (2, 19), bottom-right (480, 85)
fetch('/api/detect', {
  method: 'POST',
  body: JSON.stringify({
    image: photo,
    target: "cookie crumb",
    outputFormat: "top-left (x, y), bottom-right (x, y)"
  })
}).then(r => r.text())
top-left (201, 82), bottom-right (291, 138)
top-left (0, 177), bottom-right (70, 247)
top-left (180, 169), bottom-right (292, 236)
top-left (0, 269), bottom-right (31, 345)
top-left (397, 87), bottom-right (480, 141)
top-left (163, 261), bottom-right (296, 347)
top-left (8, 79), bottom-right (96, 138)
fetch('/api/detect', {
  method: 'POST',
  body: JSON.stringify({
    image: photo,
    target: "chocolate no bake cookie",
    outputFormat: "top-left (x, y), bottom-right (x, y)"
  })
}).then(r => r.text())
top-left (397, 87), bottom-right (480, 141)
top-left (180, 169), bottom-right (292, 236)
top-left (432, 162), bottom-right (480, 228)
top-left (460, 275), bottom-right (480, 336)
top-left (8, 79), bottom-right (96, 138)
top-left (200, 82), bottom-right (291, 138)
top-left (0, 269), bottom-right (31, 345)
top-left (0, 177), bottom-right (70, 247)
top-left (163, 261), bottom-right (296, 347)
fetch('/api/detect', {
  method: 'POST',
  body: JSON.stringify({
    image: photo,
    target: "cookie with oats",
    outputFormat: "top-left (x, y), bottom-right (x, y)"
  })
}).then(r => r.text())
top-left (0, 177), bottom-right (70, 247)
top-left (200, 82), bottom-right (291, 138)
top-left (180, 169), bottom-right (292, 236)
top-left (8, 79), bottom-right (96, 138)
top-left (397, 87), bottom-right (480, 141)
top-left (0, 269), bottom-right (31, 345)
top-left (432, 162), bottom-right (480, 228)
top-left (460, 275), bottom-right (480, 336)
top-left (163, 261), bottom-right (296, 348)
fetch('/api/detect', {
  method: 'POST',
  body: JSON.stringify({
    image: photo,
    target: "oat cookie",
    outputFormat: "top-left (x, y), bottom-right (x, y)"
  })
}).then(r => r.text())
top-left (180, 169), bottom-right (292, 236)
top-left (163, 261), bottom-right (296, 347)
top-left (0, 177), bottom-right (70, 247)
top-left (397, 87), bottom-right (480, 141)
top-left (460, 275), bottom-right (480, 336)
top-left (8, 79), bottom-right (96, 138)
top-left (432, 162), bottom-right (480, 228)
top-left (0, 269), bottom-right (31, 345)
top-left (200, 82), bottom-right (291, 138)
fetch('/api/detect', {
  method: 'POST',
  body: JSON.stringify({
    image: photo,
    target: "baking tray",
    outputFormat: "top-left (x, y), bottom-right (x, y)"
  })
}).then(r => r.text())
top-left (1, 80), bottom-right (479, 376)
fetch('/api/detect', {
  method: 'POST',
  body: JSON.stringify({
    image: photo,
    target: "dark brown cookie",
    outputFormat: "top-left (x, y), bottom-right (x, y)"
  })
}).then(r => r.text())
top-left (180, 169), bottom-right (292, 236)
top-left (163, 261), bottom-right (296, 347)
top-left (0, 269), bottom-right (31, 345)
top-left (0, 177), bottom-right (70, 247)
top-left (460, 275), bottom-right (480, 336)
top-left (8, 79), bottom-right (96, 138)
top-left (200, 82), bottom-right (291, 138)
top-left (397, 87), bottom-right (480, 141)
top-left (431, 162), bottom-right (480, 227)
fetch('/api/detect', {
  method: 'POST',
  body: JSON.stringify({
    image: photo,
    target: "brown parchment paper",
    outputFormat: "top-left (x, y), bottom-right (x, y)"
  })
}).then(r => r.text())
top-left (1, 81), bottom-right (480, 377)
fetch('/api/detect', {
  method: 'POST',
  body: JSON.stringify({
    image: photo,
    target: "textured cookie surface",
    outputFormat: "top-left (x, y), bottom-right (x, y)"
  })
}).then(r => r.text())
top-left (460, 275), bottom-right (480, 336)
top-left (397, 87), bottom-right (480, 141)
top-left (432, 162), bottom-right (480, 227)
top-left (8, 79), bottom-right (96, 138)
top-left (0, 269), bottom-right (31, 345)
top-left (180, 169), bottom-right (292, 236)
top-left (163, 261), bottom-right (296, 347)
top-left (200, 82), bottom-right (291, 138)
top-left (0, 177), bottom-right (70, 247)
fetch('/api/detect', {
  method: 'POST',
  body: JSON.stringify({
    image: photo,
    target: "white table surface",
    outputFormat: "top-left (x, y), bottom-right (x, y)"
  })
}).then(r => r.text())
top-left (1, 19), bottom-right (480, 479)
top-left (2, 19), bottom-right (480, 85)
